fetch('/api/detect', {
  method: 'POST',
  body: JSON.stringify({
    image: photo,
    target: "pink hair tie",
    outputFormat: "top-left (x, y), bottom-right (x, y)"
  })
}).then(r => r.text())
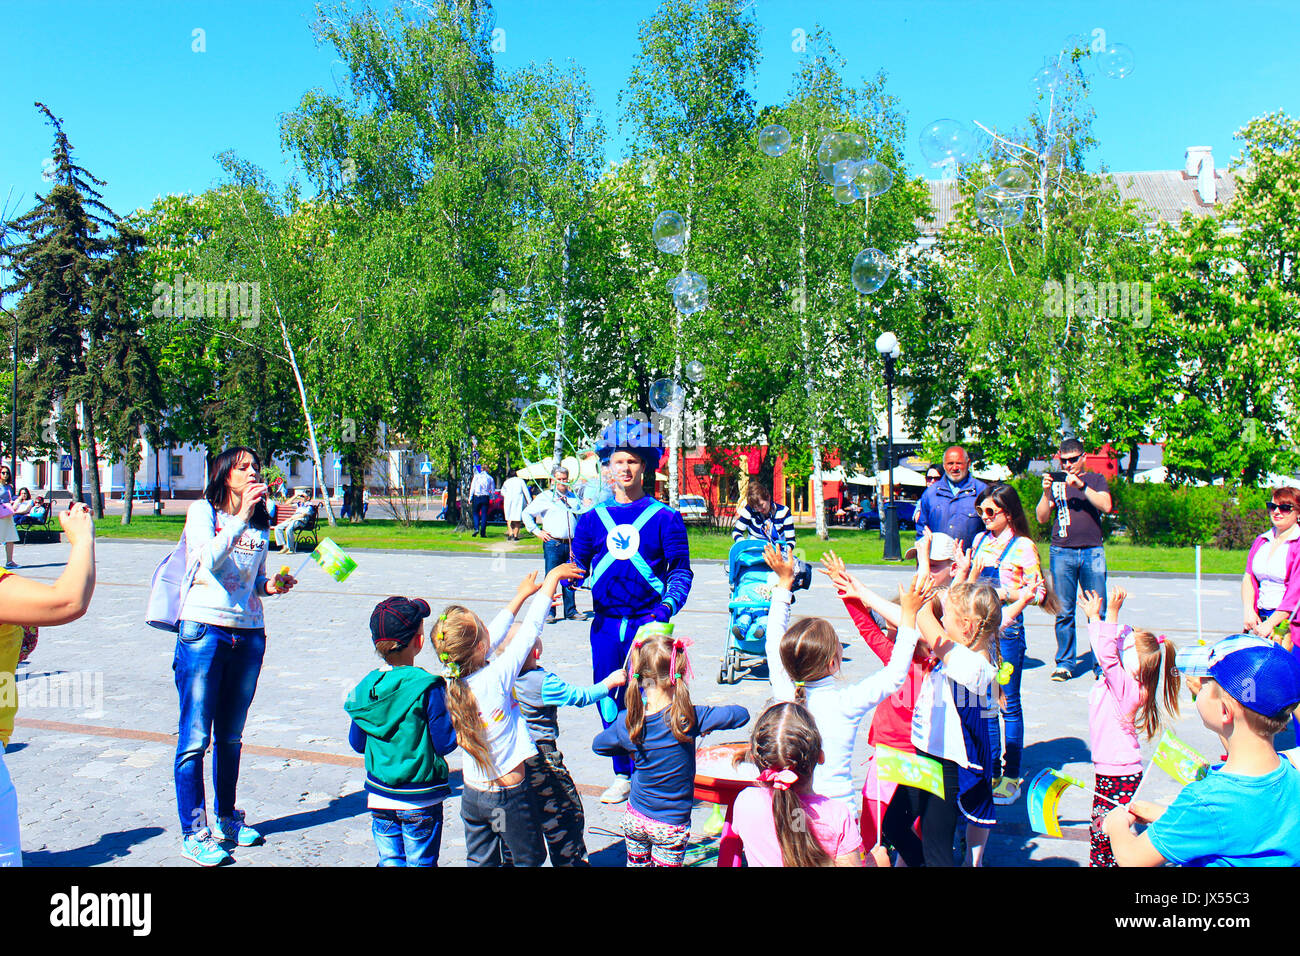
top-left (758, 768), bottom-right (799, 791)
top-left (669, 636), bottom-right (695, 685)
top-left (1156, 634), bottom-right (1167, 645)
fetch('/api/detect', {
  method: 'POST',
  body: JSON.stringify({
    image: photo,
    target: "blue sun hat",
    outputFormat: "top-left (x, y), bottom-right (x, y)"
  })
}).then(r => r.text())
top-left (594, 416), bottom-right (665, 471)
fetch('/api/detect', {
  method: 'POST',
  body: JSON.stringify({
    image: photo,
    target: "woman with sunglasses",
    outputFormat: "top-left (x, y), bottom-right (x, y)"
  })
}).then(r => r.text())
top-left (971, 483), bottom-right (1060, 806)
top-left (0, 466), bottom-right (19, 569)
top-left (1242, 487), bottom-right (1300, 649)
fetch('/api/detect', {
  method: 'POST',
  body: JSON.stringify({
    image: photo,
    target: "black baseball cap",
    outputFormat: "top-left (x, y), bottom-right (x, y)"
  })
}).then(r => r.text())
top-left (369, 596), bottom-right (432, 648)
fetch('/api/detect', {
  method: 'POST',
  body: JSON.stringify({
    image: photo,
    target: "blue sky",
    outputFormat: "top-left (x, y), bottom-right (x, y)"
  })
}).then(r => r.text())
top-left (3, 0), bottom-right (1297, 219)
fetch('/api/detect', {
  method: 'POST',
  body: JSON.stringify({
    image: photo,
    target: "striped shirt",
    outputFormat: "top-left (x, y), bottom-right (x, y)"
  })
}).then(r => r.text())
top-left (971, 530), bottom-right (1046, 604)
top-left (732, 504), bottom-right (796, 545)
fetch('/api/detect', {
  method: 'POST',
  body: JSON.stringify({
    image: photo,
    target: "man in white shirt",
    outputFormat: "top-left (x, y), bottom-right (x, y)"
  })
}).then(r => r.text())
top-left (501, 472), bottom-right (532, 542)
top-left (469, 466), bottom-right (496, 538)
top-left (523, 466), bottom-right (591, 624)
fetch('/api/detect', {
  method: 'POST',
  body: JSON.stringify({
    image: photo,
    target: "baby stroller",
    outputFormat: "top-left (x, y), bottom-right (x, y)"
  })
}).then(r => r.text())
top-left (718, 538), bottom-right (811, 685)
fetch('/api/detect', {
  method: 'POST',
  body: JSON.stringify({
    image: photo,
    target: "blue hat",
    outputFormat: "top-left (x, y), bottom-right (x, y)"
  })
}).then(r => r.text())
top-left (1208, 641), bottom-right (1300, 717)
top-left (595, 416), bottom-right (664, 471)
top-left (1177, 634), bottom-right (1273, 679)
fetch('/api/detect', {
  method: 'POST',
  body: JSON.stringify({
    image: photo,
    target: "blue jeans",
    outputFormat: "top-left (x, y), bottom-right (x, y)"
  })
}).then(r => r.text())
top-left (543, 539), bottom-right (577, 618)
top-left (471, 496), bottom-right (490, 534)
top-left (997, 621), bottom-right (1026, 779)
top-left (372, 805), bottom-right (443, 867)
top-left (1050, 545), bottom-right (1107, 673)
top-left (173, 621), bottom-right (266, 835)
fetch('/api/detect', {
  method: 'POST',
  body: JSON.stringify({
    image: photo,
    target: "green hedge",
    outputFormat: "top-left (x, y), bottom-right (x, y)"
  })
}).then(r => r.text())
top-left (990, 476), bottom-right (1277, 548)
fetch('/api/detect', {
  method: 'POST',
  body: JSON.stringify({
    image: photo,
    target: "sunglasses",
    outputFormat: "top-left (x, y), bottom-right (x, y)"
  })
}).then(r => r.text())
top-left (926, 475), bottom-right (940, 482)
top-left (1267, 502), bottom-right (1296, 514)
top-left (1059, 455), bottom-right (1081, 465)
top-left (978, 506), bottom-right (1003, 519)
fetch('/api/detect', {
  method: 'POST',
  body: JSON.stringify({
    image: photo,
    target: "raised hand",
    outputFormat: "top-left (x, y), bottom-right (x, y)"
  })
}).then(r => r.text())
top-left (764, 543), bottom-right (796, 589)
top-left (1080, 589), bottom-right (1103, 622)
top-left (1108, 586), bottom-right (1128, 618)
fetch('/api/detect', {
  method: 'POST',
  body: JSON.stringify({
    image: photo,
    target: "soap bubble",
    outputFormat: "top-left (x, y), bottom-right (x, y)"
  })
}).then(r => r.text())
top-left (851, 248), bottom-right (892, 295)
top-left (651, 211), bottom-right (686, 254)
top-left (1100, 43), bottom-right (1134, 79)
top-left (1030, 63), bottom-right (1065, 98)
top-left (816, 131), bottom-right (867, 184)
top-left (832, 158), bottom-right (859, 185)
top-left (673, 284), bottom-right (708, 316)
top-left (758, 124), bottom-right (792, 157)
top-left (992, 166), bottom-right (1032, 197)
top-left (975, 186), bottom-right (1025, 228)
top-left (667, 270), bottom-right (706, 297)
top-left (649, 379), bottom-right (686, 417)
top-left (853, 158), bottom-right (894, 198)
top-left (918, 119), bottom-right (977, 167)
top-left (685, 360), bottom-right (705, 382)
top-left (832, 182), bottom-right (861, 205)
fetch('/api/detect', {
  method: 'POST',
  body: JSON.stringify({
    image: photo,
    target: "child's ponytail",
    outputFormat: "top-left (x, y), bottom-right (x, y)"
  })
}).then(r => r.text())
top-left (745, 703), bottom-right (832, 867)
top-left (434, 605), bottom-right (493, 774)
top-left (1133, 630), bottom-right (1180, 740)
top-left (626, 635), bottom-right (697, 746)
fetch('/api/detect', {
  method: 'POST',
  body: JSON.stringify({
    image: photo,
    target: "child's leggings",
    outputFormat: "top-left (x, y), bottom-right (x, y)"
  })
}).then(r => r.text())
top-left (525, 742), bottom-right (589, 866)
top-left (622, 805), bottom-right (689, 867)
top-left (1090, 770), bottom-right (1142, 867)
top-left (881, 753), bottom-right (962, 867)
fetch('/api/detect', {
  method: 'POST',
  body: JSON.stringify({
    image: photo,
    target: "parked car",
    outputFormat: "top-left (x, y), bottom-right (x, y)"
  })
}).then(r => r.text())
top-left (677, 494), bottom-right (709, 524)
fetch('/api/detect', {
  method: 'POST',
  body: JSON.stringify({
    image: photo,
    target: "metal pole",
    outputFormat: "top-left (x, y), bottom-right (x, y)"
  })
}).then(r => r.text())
top-left (883, 354), bottom-right (901, 561)
top-left (1195, 544), bottom-right (1203, 645)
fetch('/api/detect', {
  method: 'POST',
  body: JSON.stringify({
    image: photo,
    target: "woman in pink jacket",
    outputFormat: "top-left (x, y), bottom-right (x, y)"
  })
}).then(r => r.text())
top-left (1242, 487), bottom-right (1300, 650)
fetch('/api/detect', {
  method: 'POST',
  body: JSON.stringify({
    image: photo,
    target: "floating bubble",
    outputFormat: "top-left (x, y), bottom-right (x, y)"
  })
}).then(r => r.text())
top-left (1030, 63), bottom-right (1066, 99)
top-left (758, 124), bottom-right (792, 157)
top-left (993, 166), bottom-right (1032, 197)
top-left (651, 210), bottom-right (686, 254)
top-left (853, 158), bottom-right (894, 198)
top-left (673, 274), bottom-right (708, 315)
top-left (816, 131), bottom-right (867, 184)
top-left (851, 248), bottom-right (892, 295)
top-left (649, 379), bottom-right (686, 417)
top-left (667, 270), bottom-right (706, 297)
top-left (832, 182), bottom-right (861, 205)
top-left (1100, 43), bottom-right (1134, 79)
top-left (918, 119), bottom-right (978, 167)
top-left (685, 360), bottom-right (705, 382)
top-left (975, 186), bottom-right (1025, 228)
top-left (832, 158), bottom-right (859, 185)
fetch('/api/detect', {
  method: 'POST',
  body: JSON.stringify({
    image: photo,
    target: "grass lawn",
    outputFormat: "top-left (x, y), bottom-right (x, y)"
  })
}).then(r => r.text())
top-left (91, 515), bottom-right (1248, 574)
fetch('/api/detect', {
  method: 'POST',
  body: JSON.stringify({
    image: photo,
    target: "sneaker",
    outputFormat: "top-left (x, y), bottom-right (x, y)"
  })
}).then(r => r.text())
top-left (752, 625), bottom-right (766, 642)
top-left (565, 611), bottom-right (593, 622)
top-left (600, 776), bottom-right (631, 805)
top-left (1050, 667), bottom-right (1072, 682)
top-left (214, 809), bottom-right (263, 847)
top-left (991, 777), bottom-right (1023, 806)
top-left (3, 562), bottom-right (17, 570)
top-left (181, 828), bottom-right (233, 866)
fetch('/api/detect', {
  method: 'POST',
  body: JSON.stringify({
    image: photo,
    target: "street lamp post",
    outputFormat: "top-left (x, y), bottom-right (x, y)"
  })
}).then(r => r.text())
top-left (876, 331), bottom-right (901, 561)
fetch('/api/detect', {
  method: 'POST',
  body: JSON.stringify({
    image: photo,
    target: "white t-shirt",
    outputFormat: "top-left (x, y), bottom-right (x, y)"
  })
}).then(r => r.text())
top-left (179, 500), bottom-right (269, 629)
top-left (1253, 530), bottom-right (1291, 610)
top-left (459, 592), bottom-right (550, 790)
top-left (766, 588), bottom-right (919, 805)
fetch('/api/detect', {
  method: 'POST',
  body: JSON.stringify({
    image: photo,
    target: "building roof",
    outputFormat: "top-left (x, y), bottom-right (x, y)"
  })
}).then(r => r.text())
top-left (918, 167), bottom-right (1239, 234)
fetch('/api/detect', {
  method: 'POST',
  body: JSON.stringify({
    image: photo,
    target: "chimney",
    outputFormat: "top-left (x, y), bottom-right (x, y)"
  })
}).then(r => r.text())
top-left (1184, 146), bottom-right (1212, 177)
top-left (1185, 146), bottom-right (1216, 204)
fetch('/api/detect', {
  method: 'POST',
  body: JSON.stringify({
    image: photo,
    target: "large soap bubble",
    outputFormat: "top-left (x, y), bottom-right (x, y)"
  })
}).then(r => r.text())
top-left (652, 211), bottom-right (686, 254)
top-left (918, 119), bottom-right (978, 167)
top-left (1100, 43), bottom-right (1134, 79)
top-left (758, 124), bottom-right (792, 157)
top-left (853, 158), bottom-right (894, 198)
top-left (685, 359), bottom-right (705, 382)
top-left (649, 379), bottom-right (686, 417)
top-left (832, 182), bottom-right (861, 205)
top-left (816, 131), bottom-right (867, 184)
top-left (667, 270), bottom-right (706, 297)
top-left (1031, 63), bottom-right (1065, 98)
top-left (673, 285), bottom-right (708, 316)
top-left (975, 186), bottom-right (1025, 228)
top-left (851, 248), bottom-right (892, 295)
top-left (992, 166), bottom-right (1032, 197)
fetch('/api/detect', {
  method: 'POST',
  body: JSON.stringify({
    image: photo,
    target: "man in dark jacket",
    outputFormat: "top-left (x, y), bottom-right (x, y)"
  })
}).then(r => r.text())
top-left (913, 445), bottom-right (987, 548)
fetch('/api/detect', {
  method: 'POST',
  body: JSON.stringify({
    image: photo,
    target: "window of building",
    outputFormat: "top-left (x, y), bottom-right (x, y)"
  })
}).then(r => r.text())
top-left (170, 456), bottom-right (183, 478)
top-left (289, 459), bottom-right (301, 477)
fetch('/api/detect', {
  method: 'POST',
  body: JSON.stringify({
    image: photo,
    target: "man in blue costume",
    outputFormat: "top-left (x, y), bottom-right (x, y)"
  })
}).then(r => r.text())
top-left (569, 416), bottom-right (692, 804)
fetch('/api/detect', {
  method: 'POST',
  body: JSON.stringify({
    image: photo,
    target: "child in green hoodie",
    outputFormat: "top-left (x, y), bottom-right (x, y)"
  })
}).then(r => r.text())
top-left (345, 596), bottom-right (457, 866)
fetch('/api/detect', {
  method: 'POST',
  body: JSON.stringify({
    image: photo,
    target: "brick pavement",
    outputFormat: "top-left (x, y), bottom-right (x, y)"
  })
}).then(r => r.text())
top-left (4, 536), bottom-right (1245, 866)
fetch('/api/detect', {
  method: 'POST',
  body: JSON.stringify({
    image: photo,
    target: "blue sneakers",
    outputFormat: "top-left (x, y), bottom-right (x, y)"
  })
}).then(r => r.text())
top-left (181, 828), bottom-right (233, 867)
top-left (214, 809), bottom-right (264, 847)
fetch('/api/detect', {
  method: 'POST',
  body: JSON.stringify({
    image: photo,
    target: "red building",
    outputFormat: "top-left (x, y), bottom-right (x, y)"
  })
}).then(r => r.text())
top-left (656, 445), bottom-right (848, 520)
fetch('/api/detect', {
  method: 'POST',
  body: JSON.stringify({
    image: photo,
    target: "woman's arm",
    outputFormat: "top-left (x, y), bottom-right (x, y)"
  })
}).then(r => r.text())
top-left (0, 506), bottom-right (96, 626)
top-left (1242, 571), bottom-right (1261, 630)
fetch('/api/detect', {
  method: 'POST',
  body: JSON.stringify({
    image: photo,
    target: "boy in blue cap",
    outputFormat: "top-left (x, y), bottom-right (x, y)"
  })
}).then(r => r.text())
top-left (569, 415), bottom-right (692, 804)
top-left (345, 596), bottom-right (457, 866)
top-left (1105, 640), bottom-right (1300, 866)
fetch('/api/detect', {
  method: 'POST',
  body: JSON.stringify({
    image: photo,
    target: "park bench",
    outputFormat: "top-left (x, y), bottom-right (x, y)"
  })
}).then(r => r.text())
top-left (272, 502), bottom-right (319, 552)
top-left (16, 503), bottom-right (59, 544)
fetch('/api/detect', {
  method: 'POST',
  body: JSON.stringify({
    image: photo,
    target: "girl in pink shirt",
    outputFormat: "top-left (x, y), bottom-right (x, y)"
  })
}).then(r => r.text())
top-left (731, 703), bottom-right (864, 867)
top-left (1082, 585), bottom-right (1180, 867)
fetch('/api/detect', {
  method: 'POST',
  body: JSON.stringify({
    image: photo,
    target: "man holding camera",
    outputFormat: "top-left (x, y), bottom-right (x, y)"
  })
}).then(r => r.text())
top-left (1035, 437), bottom-right (1114, 681)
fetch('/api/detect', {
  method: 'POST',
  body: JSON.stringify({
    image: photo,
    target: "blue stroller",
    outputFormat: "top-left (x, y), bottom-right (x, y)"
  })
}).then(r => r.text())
top-left (718, 538), bottom-right (812, 684)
